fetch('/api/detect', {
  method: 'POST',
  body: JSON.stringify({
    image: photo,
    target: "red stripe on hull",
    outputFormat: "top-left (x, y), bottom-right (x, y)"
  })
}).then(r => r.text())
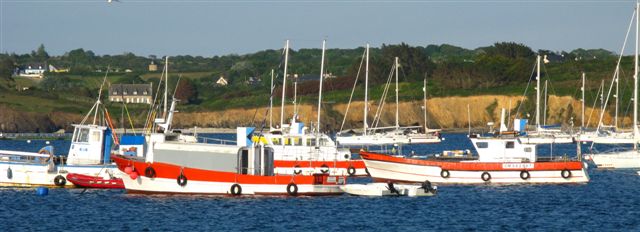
top-left (360, 152), bottom-right (583, 171)
top-left (113, 155), bottom-right (343, 185)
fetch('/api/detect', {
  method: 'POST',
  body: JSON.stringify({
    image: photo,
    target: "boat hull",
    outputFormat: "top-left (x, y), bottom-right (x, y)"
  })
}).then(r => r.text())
top-left (273, 160), bottom-right (367, 176)
top-left (589, 151), bottom-right (640, 169)
top-left (519, 136), bottom-right (574, 144)
top-left (113, 155), bottom-right (345, 196)
top-left (0, 162), bottom-right (117, 187)
top-left (66, 173), bottom-right (124, 189)
top-left (361, 152), bottom-right (589, 184)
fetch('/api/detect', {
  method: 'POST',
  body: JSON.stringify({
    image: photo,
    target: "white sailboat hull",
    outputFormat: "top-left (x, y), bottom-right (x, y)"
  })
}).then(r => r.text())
top-left (589, 151), bottom-right (640, 169)
top-left (519, 135), bottom-right (574, 144)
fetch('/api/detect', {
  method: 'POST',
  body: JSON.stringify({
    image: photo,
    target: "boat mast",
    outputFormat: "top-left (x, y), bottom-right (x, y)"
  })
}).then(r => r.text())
top-left (535, 55), bottom-right (541, 130)
top-left (543, 79), bottom-right (548, 126)
top-left (395, 57), bottom-right (400, 130)
top-left (280, 40), bottom-right (289, 127)
top-left (634, 1), bottom-right (639, 150)
top-left (423, 77), bottom-right (428, 131)
top-left (364, 44), bottom-right (369, 136)
top-left (164, 56), bottom-right (169, 119)
top-left (294, 74), bottom-right (298, 117)
top-left (581, 72), bottom-right (585, 129)
top-left (316, 40), bottom-right (326, 146)
top-left (615, 66), bottom-right (620, 128)
top-left (269, 69), bottom-right (274, 129)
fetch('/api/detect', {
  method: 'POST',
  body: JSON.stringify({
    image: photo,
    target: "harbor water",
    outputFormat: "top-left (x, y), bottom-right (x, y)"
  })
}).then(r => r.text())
top-left (0, 134), bottom-right (638, 231)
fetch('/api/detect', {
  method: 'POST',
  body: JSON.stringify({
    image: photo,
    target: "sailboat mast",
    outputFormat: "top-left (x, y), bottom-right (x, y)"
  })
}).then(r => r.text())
top-left (280, 40), bottom-right (289, 127)
top-left (543, 79), bottom-right (548, 126)
top-left (634, 1), bottom-right (639, 149)
top-left (581, 72), bottom-right (585, 129)
top-left (615, 66), bottom-right (620, 128)
top-left (364, 44), bottom-right (369, 136)
top-left (395, 57), bottom-right (400, 129)
top-left (164, 56), bottom-right (169, 118)
top-left (269, 69), bottom-right (274, 129)
top-left (316, 40), bottom-right (326, 146)
top-left (294, 74), bottom-right (298, 116)
top-left (423, 77), bottom-right (428, 131)
top-left (535, 55), bottom-right (541, 129)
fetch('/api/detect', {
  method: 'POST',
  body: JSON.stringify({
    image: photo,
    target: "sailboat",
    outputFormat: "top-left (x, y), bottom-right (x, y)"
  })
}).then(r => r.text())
top-left (252, 40), bottom-right (366, 176)
top-left (589, 3), bottom-right (640, 169)
top-left (336, 47), bottom-right (441, 146)
top-left (518, 55), bottom-right (574, 144)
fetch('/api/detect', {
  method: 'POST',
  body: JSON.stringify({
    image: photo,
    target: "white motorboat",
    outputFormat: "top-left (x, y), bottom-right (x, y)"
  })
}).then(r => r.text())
top-left (340, 182), bottom-right (437, 197)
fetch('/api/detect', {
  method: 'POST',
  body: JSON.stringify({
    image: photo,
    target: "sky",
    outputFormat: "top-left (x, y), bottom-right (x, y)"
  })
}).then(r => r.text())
top-left (1, 0), bottom-right (639, 57)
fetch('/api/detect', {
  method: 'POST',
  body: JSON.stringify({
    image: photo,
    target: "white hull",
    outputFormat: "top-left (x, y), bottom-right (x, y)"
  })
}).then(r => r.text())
top-left (121, 174), bottom-right (344, 195)
top-left (589, 151), bottom-right (640, 169)
top-left (336, 134), bottom-right (440, 146)
top-left (363, 159), bottom-right (589, 184)
top-left (0, 163), bottom-right (118, 187)
top-left (340, 183), bottom-right (436, 197)
top-left (578, 133), bottom-right (635, 144)
top-left (274, 167), bottom-right (368, 176)
top-left (519, 135), bottom-right (574, 144)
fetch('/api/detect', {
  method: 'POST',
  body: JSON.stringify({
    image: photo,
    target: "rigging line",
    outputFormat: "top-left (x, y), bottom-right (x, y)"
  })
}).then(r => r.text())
top-left (372, 63), bottom-right (395, 129)
top-left (11, 0), bottom-right (636, 3)
top-left (338, 48), bottom-right (366, 133)
top-left (257, 48), bottom-right (287, 134)
top-left (514, 58), bottom-right (537, 120)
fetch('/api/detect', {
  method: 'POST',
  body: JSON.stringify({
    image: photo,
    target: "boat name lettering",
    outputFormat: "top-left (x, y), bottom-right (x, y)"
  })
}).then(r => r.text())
top-left (502, 163), bottom-right (534, 169)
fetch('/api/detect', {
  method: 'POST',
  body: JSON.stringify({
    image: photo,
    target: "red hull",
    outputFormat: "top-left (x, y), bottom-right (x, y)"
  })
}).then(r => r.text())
top-left (66, 173), bottom-right (124, 189)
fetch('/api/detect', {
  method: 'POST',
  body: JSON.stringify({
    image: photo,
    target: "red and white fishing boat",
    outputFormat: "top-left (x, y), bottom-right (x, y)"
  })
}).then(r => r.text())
top-left (113, 128), bottom-right (345, 195)
top-left (361, 134), bottom-right (589, 184)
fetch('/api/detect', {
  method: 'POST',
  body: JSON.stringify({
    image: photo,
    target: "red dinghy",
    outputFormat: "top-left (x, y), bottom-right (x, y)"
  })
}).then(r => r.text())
top-left (66, 173), bottom-right (124, 189)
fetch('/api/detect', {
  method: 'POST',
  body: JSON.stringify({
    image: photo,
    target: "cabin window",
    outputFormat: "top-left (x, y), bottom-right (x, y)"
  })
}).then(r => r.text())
top-left (476, 142), bottom-right (488, 149)
top-left (91, 131), bottom-right (101, 142)
top-left (133, 91), bottom-right (138, 95)
top-left (524, 147), bottom-right (532, 152)
top-left (307, 139), bottom-right (317, 146)
top-left (77, 128), bottom-right (90, 143)
top-left (271, 138), bottom-right (281, 145)
top-left (505, 141), bottom-right (515, 149)
top-left (293, 138), bottom-right (302, 146)
top-left (319, 138), bottom-right (331, 146)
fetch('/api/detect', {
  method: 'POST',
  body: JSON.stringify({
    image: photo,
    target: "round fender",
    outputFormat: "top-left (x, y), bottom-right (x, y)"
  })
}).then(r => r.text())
top-left (293, 165), bottom-right (302, 175)
top-left (7, 167), bottom-right (12, 179)
top-left (320, 164), bottom-right (329, 174)
top-left (520, 170), bottom-right (530, 180)
top-left (286, 183), bottom-right (298, 196)
top-left (230, 184), bottom-right (242, 196)
top-left (177, 174), bottom-right (188, 187)
top-left (440, 169), bottom-right (450, 179)
top-left (481, 172), bottom-right (491, 182)
top-left (144, 166), bottom-right (156, 178)
top-left (561, 169), bottom-right (572, 179)
top-left (54, 175), bottom-right (66, 187)
top-left (347, 166), bottom-right (356, 176)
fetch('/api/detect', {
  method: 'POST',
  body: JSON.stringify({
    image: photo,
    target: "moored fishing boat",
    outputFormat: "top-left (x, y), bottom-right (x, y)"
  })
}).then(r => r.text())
top-left (113, 128), bottom-right (346, 195)
top-left (360, 134), bottom-right (589, 184)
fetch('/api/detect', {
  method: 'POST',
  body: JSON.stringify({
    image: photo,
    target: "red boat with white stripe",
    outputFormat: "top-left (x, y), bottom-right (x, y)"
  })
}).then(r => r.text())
top-left (361, 134), bottom-right (589, 184)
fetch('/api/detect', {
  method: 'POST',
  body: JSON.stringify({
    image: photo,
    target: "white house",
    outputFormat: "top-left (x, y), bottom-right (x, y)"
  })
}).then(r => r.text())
top-left (216, 76), bottom-right (228, 86)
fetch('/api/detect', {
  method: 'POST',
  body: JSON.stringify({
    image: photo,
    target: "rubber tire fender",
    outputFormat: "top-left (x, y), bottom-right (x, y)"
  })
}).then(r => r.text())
top-left (286, 183), bottom-right (298, 196)
top-left (561, 169), bottom-right (572, 179)
top-left (177, 174), bottom-right (188, 187)
top-left (520, 170), bottom-right (530, 180)
top-left (54, 175), bottom-right (66, 187)
top-left (230, 184), bottom-right (242, 196)
top-left (440, 169), bottom-right (450, 179)
top-left (481, 172), bottom-right (491, 182)
top-left (347, 166), bottom-right (356, 176)
top-left (144, 166), bottom-right (156, 178)
top-left (320, 164), bottom-right (329, 174)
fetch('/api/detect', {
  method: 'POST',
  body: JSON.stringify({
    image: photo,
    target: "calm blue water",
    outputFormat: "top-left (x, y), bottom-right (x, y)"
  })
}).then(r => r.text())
top-left (1, 134), bottom-right (639, 231)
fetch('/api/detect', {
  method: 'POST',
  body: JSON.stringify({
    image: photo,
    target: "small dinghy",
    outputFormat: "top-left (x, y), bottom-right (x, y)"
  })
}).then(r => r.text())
top-left (340, 181), bottom-right (437, 197)
top-left (66, 173), bottom-right (124, 189)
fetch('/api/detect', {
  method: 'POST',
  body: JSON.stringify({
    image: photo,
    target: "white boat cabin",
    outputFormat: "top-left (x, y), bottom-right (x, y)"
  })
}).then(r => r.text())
top-left (469, 136), bottom-right (537, 162)
top-left (67, 124), bottom-right (113, 165)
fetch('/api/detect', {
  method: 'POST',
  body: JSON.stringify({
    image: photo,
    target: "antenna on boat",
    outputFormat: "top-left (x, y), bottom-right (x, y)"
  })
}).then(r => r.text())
top-left (163, 56), bottom-right (169, 119)
top-left (280, 40), bottom-right (289, 128)
top-left (80, 66), bottom-right (110, 126)
top-left (316, 39), bottom-right (326, 148)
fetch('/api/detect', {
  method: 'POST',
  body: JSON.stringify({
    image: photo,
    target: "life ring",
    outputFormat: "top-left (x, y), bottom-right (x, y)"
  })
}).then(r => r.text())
top-left (520, 170), bottom-right (530, 180)
top-left (230, 184), bottom-right (242, 196)
top-left (440, 169), bottom-right (450, 179)
top-left (177, 174), bottom-right (188, 187)
top-left (293, 165), bottom-right (302, 175)
top-left (54, 175), bottom-right (66, 187)
top-left (144, 166), bottom-right (156, 178)
top-left (286, 183), bottom-right (298, 196)
top-left (481, 172), bottom-right (491, 182)
top-left (6, 167), bottom-right (12, 179)
top-left (347, 166), bottom-right (356, 176)
top-left (320, 164), bottom-right (329, 174)
top-left (561, 169), bottom-right (572, 179)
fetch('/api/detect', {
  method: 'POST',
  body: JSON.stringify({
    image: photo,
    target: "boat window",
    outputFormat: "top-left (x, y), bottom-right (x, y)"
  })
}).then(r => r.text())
top-left (77, 128), bottom-right (90, 143)
top-left (271, 138), bottom-right (281, 145)
top-left (293, 138), bottom-right (302, 146)
top-left (307, 139), bottom-right (317, 146)
top-left (476, 142), bottom-right (488, 149)
top-left (524, 147), bottom-right (532, 152)
top-left (505, 141), bottom-right (515, 149)
top-left (320, 138), bottom-right (331, 146)
top-left (91, 131), bottom-right (101, 142)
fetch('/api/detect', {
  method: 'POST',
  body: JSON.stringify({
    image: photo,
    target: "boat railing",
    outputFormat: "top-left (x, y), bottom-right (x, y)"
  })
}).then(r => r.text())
top-left (0, 150), bottom-right (52, 164)
top-left (196, 136), bottom-right (236, 145)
